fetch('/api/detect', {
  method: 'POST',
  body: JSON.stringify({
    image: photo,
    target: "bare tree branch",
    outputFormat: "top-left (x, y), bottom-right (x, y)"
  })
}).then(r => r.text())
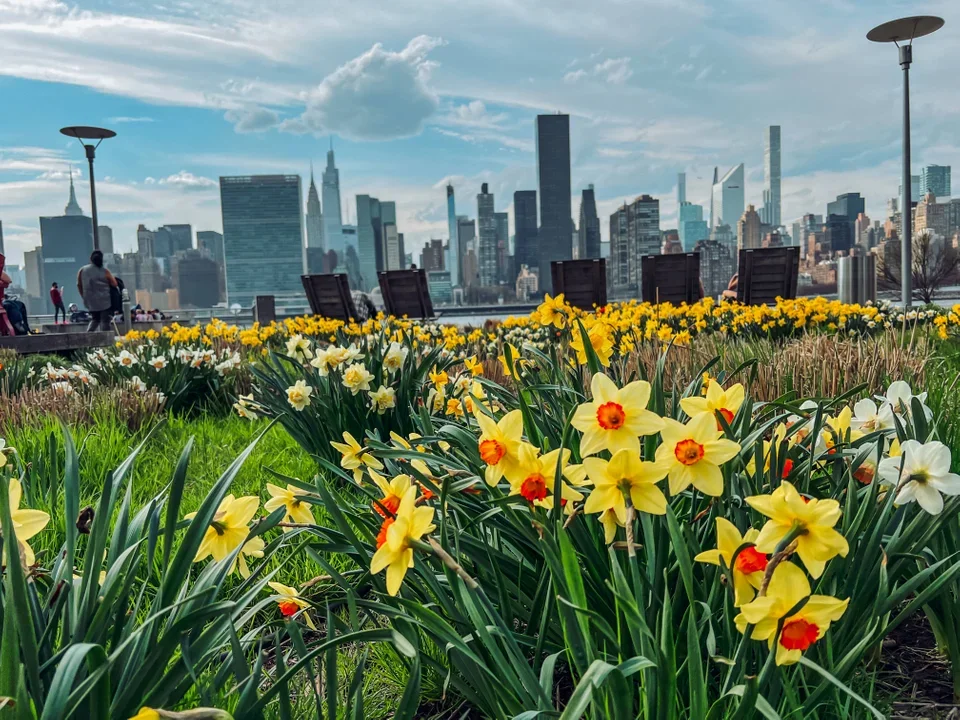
top-left (875, 231), bottom-right (960, 304)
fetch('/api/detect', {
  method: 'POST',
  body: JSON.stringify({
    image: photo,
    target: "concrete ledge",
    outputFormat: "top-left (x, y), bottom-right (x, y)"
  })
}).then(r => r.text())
top-left (41, 320), bottom-right (167, 334)
top-left (0, 332), bottom-right (115, 354)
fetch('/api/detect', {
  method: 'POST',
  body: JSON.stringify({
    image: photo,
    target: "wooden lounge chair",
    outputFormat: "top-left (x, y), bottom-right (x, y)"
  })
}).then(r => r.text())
top-left (301, 273), bottom-right (359, 321)
top-left (736, 247), bottom-right (800, 305)
top-left (378, 270), bottom-right (435, 319)
top-left (550, 259), bottom-right (607, 310)
top-left (640, 253), bottom-right (701, 305)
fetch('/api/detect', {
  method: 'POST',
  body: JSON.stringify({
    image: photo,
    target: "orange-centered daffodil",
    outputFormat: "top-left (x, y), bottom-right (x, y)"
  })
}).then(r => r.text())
top-left (655, 413), bottom-right (740, 496)
top-left (571, 373), bottom-right (664, 457)
top-left (694, 517), bottom-right (767, 606)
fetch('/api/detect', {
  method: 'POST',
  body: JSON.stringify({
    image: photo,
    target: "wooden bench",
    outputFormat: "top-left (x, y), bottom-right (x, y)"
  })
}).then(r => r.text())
top-left (550, 259), bottom-right (607, 310)
top-left (641, 253), bottom-right (701, 305)
top-left (0, 331), bottom-right (115, 355)
top-left (378, 270), bottom-right (435, 319)
top-left (301, 273), bottom-right (358, 321)
top-left (737, 247), bottom-right (800, 305)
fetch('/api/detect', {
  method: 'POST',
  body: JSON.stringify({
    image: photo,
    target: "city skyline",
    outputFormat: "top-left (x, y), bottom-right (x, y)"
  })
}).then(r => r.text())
top-left (1, 2), bottom-right (959, 268)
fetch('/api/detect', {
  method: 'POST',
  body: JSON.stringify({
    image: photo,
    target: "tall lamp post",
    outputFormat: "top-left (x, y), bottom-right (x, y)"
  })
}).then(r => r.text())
top-left (60, 126), bottom-right (116, 252)
top-left (868, 16), bottom-right (943, 309)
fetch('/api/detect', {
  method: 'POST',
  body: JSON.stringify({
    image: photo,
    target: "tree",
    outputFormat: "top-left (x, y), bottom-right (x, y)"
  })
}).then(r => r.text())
top-left (877, 230), bottom-right (960, 304)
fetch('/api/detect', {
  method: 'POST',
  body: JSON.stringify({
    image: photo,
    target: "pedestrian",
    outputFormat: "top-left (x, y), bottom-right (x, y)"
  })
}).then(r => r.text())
top-left (50, 282), bottom-right (67, 323)
top-left (77, 250), bottom-right (118, 332)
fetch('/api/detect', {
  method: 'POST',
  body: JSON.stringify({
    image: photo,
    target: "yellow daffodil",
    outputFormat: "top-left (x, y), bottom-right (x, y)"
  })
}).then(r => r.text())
top-left (285, 334), bottom-right (313, 362)
top-left (582, 449), bottom-right (667, 525)
top-left (330, 432), bottom-right (384, 482)
top-left (264, 483), bottom-right (314, 528)
top-left (370, 486), bottom-right (436, 595)
top-left (129, 709), bottom-right (161, 720)
top-left (598, 508), bottom-right (624, 544)
top-left (429, 367), bottom-right (449, 391)
top-left (746, 481), bottom-right (849, 578)
top-left (820, 406), bottom-right (863, 454)
top-left (571, 373), bottom-right (664, 457)
top-left (655, 413), bottom-right (741, 497)
top-left (464, 355), bottom-right (483, 376)
top-left (680, 379), bottom-right (745, 428)
top-left (694, 518), bottom-right (767, 606)
top-left (2, 478), bottom-right (50, 567)
top-left (129, 707), bottom-right (233, 719)
top-left (286, 380), bottom-right (313, 411)
top-left (537, 293), bottom-right (567, 328)
top-left (342, 363), bottom-right (374, 395)
top-left (370, 471), bottom-right (412, 517)
top-left (189, 494), bottom-right (260, 577)
top-left (368, 385), bottom-right (397, 414)
top-left (498, 343), bottom-right (522, 378)
top-left (735, 561), bottom-right (849, 665)
top-left (383, 342), bottom-right (408, 373)
top-left (510, 443), bottom-right (584, 514)
top-left (267, 581), bottom-right (317, 630)
top-left (475, 409), bottom-right (524, 486)
top-left (570, 323), bottom-right (614, 367)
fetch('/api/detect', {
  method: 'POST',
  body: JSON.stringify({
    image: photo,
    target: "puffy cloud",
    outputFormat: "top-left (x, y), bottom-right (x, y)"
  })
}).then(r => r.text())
top-left (445, 100), bottom-right (507, 129)
top-left (281, 35), bottom-right (445, 141)
top-left (594, 57), bottom-right (632, 84)
top-left (563, 69), bottom-right (588, 84)
top-left (108, 116), bottom-right (155, 123)
top-left (224, 107), bottom-right (280, 133)
top-left (156, 171), bottom-right (218, 190)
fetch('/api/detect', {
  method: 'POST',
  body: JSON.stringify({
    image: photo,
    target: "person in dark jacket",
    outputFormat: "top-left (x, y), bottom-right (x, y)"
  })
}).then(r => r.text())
top-left (77, 250), bottom-right (119, 332)
top-left (50, 282), bottom-right (67, 323)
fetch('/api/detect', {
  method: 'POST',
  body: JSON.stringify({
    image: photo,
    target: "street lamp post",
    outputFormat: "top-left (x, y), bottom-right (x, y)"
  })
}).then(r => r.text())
top-left (60, 126), bottom-right (116, 252)
top-left (868, 16), bottom-right (944, 309)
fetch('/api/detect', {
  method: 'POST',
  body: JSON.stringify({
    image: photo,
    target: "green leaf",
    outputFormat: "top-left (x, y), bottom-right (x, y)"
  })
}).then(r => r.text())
top-left (798, 657), bottom-right (884, 719)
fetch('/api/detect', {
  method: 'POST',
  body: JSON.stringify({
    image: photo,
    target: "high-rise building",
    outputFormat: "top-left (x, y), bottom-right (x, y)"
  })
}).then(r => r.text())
top-left (920, 165), bottom-right (951, 199)
top-left (162, 224), bottom-right (193, 255)
top-left (321, 144), bottom-right (344, 265)
top-left (695, 238), bottom-right (736, 298)
top-left (446, 185), bottom-right (459, 287)
top-left (457, 217), bottom-right (477, 287)
top-left (709, 223), bottom-right (735, 255)
top-left (915, 192), bottom-right (951, 238)
top-left (420, 239), bottom-right (445, 271)
top-left (477, 183), bottom-right (498, 287)
top-left (677, 172), bottom-right (686, 205)
top-left (40, 216), bottom-right (93, 312)
top-left (171, 249), bottom-right (220, 308)
top-left (899, 176), bottom-right (921, 201)
top-left (384, 223), bottom-right (402, 270)
top-left (825, 193), bottom-right (864, 255)
top-left (661, 229), bottom-right (682, 254)
top-left (737, 204), bottom-right (762, 250)
top-left (305, 163), bottom-right (324, 251)
top-left (678, 202), bottom-right (708, 251)
top-left (761, 126), bottom-right (782, 226)
top-left (514, 190), bottom-right (538, 272)
top-left (356, 195), bottom-right (383, 291)
top-left (855, 213), bottom-right (872, 248)
top-left (219, 175), bottom-right (305, 306)
top-left (536, 114), bottom-right (572, 290)
top-left (197, 230), bottom-right (226, 302)
top-left (578, 185), bottom-right (601, 259)
top-left (97, 226), bottom-right (114, 254)
top-left (711, 164), bottom-right (745, 229)
top-left (608, 194), bottom-right (660, 296)
top-left (709, 167), bottom-right (718, 227)
top-left (137, 225), bottom-right (155, 257)
top-left (65, 173), bottom-right (83, 216)
top-left (495, 211), bottom-right (509, 281)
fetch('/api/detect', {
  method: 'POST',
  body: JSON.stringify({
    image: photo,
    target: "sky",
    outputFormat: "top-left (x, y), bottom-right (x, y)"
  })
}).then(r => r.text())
top-left (1, 0), bottom-right (959, 267)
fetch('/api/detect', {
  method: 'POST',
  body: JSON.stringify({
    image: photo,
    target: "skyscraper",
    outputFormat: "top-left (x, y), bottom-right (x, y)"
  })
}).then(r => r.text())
top-left (536, 114), bottom-right (572, 290)
top-left (709, 167), bottom-right (718, 227)
top-left (514, 190), bottom-right (538, 273)
top-left (678, 202), bottom-right (707, 252)
top-left (381, 201), bottom-right (399, 270)
top-left (495, 211), bottom-right (510, 281)
top-left (305, 163), bottom-right (324, 251)
top-left (356, 195), bottom-right (383, 291)
top-left (477, 183), bottom-right (498, 287)
top-left (711, 164), bottom-right (745, 229)
top-left (826, 193), bottom-right (865, 255)
top-left (321, 144), bottom-right (344, 264)
top-left (578, 185), bottom-right (601, 259)
top-left (162, 224), bottom-right (193, 254)
top-left (40, 179), bottom-right (93, 311)
top-left (608, 195), bottom-right (659, 296)
top-left (446, 185), bottom-right (459, 287)
top-left (197, 230), bottom-right (226, 302)
top-left (219, 175), bottom-right (305, 307)
top-left (761, 126), bottom-right (782, 227)
top-left (677, 172), bottom-right (686, 205)
top-left (97, 226), bottom-right (114, 254)
top-left (65, 172), bottom-right (83, 216)
top-left (920, 165), bottom-right (951, 199)
top-left (737, 204), bottom-right (762, 250)
top-left (457, 217), bottom-right (477, 287)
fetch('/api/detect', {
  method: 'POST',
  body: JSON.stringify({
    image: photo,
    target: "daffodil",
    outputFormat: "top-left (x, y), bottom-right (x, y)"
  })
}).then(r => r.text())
top-left (849, 398), bottom-right (895, 432)
top-left (694, 518), bottom-right (766, 606)
top-left (680, 379), bottom-right (745, 428)
top-left (370, 471), bottom-right (412, 517)
top-left (655, 413), bottom-right (740, 497)
top-left (510, 443), bottom-right (584, 513)
top-left (383, 342), bottom-right (408, 373)
top-left (2, 478), bottom-right (49, 567)
top-left (571, 373), bottom-right (663, 457)
top-left (877, 439), bottom-right (960, 515)
top-left (267, 581), bottom-right (317, 629)
top-left (746, 481), bottom-right (849, 578)
top-left (570, 323), bottom-right (614, 367)
top-left (368, 385), bottom-right (396, 414)
top-left (264, 483), bottom-right (314, 528)
top-left (370, 486), bottom-right (436, 595)
top-left (475, 409), bottom-right (524, 486)
top-left (463, 355), bottom-right (483, 376)
top-left (330, 432), bottom-right (384, 482)
top-left (735, 561), bottom-right (849, 665)
top-left (820, 406), bottom-right (862, 453)
top-left (537, 293), bottom-right (567, 328)
top-left (429, 366), bottom-right (449, 391)
top-left (498, 343), bottom-right (522, 378)
top-left (189, 494), bottom-right (260, 577)
top-left (286, 380), bottom-right (313, 411)
top-left (342, 363), bottom-right (374, 395)
top-left (285, 334), bottom-right (313, 362)
top-left (582, 449), bottom-right (667, 526)
top-left (598, 508), bottom-right (624, 544)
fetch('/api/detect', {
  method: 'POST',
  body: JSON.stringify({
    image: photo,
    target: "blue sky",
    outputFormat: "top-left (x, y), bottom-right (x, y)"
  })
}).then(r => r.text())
top-left (1, 0), bottom-right (958, 265)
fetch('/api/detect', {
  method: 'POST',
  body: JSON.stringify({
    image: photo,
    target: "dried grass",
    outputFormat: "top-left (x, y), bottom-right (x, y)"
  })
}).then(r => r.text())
top-left (0, 385), bottom-right (166, 434)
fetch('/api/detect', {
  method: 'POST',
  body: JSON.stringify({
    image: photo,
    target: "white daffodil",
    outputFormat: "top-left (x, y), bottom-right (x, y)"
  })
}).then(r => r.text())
top-left (849, 398), bottom-right (895, 433)
top-left (877, 439), bottom-right (960, 515)
top-left (880, 381), bottom-right (932, 421)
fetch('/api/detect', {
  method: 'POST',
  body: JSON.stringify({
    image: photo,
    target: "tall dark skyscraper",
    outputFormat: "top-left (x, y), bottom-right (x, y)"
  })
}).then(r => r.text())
top-left (536, 113), bottom-right (572, 291)
top-left (476, 183), bottom-right (498, 287)
top-left (578, 185), bottom-right (601, 259)
top-left (826, 192), bottom-right (865, 255)
top-left (219, 175), bottom-right (304, 306)
top-left (513, 190), bottom-right (538, 271)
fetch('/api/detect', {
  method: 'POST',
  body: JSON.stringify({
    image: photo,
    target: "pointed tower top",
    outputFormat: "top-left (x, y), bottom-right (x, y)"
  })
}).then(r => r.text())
top-left (65, 167), bottom-right (83, 216)
top-left (310, 159), bottom-right (314, 183)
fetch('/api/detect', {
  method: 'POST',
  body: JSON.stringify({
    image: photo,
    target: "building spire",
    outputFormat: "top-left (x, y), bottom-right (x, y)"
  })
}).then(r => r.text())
top-left (65, 165), bottom-right (83, 216)
top-left (310, 159), bottom-right (315, 184)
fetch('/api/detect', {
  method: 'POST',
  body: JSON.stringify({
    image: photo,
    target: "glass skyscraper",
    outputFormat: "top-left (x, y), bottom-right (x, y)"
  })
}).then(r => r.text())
top-left (446, 185), bottom-right (459, 287)
top-left (920, 165), bottom-right (951, 199)
top-left (40, 214), bottom-right (93, 312)
top-left (513, 190), bottom-right (538, 272)
top-left (761, 126), bottom-right (781, 226)
top-left (321, 146), bottom-right (344, 262)
top-left (711, 164), bottom-right (745, 229)
top-left (678, 202), bottom-right (707, 252)
top-left (356, 195), bottom-right (383, 292)
top-left (219, 175), bottom-right (305, 307)
top-left (477, 183), bottom-right (498, 287)
top-left (536, 114), bottom-right (572, 291)
top-left (578, 185), bottom-right (601, 259)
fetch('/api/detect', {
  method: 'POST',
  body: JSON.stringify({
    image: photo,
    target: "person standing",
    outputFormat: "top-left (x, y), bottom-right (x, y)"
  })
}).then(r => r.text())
top-left (77, 250), bottom-right (118, 332)
top-left (50, 282), bottom-right (67, 323)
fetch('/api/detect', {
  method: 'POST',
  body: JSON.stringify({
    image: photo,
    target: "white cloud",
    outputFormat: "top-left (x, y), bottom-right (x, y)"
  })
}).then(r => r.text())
top-left (594, 57), bottom-right (632, 84)
top-left (563, 69), bottom-right (588, 84)
top-left (281, 35), bottom-right (445, 141)
top-left (156, 171), bottom-right (218, 190)
top-left (444, 100), bottom-right (507, 129)
top-left (224, 107), bottom-right (280, 133)
top-left (695, 65), bottom-right (713, 82)
top-left (108, 116), bottom-right (155, 124)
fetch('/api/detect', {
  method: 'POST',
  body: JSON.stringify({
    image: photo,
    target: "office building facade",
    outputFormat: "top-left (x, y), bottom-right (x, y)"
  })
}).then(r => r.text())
top-left (97, 226), bottom-right (113, 254)
top-left (457, 217), bottom-right (477, 287)
top-left (321, 147), bottom-right (344, 262)
top-left (446, 185), bottom-right (459, 287)
top-left (477, 183), bottom-right (498, 287)
top-left (536, 114), bottom-right (572, 290)
top-left (356, 195), bottom-right (382, 291)
top-left (920, 165), bottom-right (951, 199)
top-left (305, 166), bottom-right (324, 251)
top-left (514, 190), bottom-right (538, 272)
top-left (711, 164), bottom-right (745, 229)
top-left (761, 126), bottom-right (782, 226)
top-left (219, 175), bottom-right (305, 307)
top-left (40, 214), bottom-right (93, 311)
top-left (678, 202), bottom-right (707, 251)
top-left (737, 204), bottom-right (762, 250)
top-left (420, 239), bottom-right (445, 271)
top-left (608, 194), bottom-right (660, 295)
top-left (578, 185), bottom-right (601, 259)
